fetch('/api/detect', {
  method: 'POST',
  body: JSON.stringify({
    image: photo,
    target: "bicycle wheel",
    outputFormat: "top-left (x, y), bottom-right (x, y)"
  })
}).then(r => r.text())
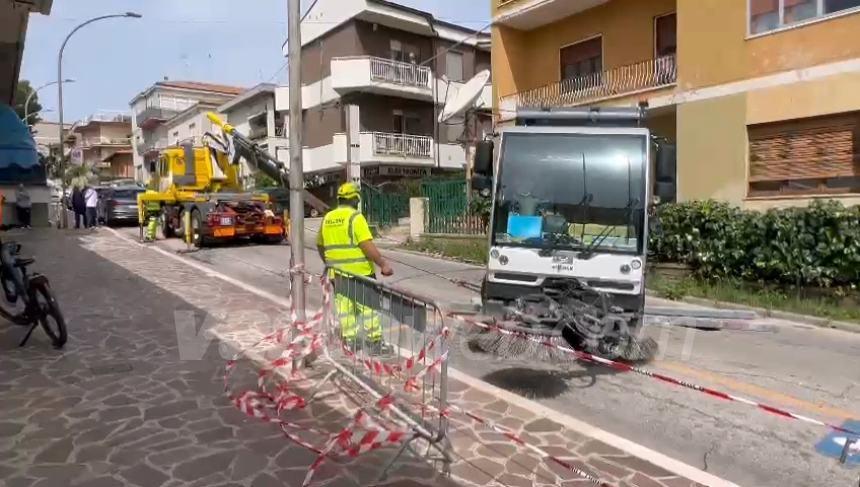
top-left (2, 271), bottom-right (18, 304)
top-left (30, 279), bottom-right (67, 349)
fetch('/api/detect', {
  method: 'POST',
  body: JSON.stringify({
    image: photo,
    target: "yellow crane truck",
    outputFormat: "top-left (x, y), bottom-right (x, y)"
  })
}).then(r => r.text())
top-left (137, 113), bottom-right (328, 247)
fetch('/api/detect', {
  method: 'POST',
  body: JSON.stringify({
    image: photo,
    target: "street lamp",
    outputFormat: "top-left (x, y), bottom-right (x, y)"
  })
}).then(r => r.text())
top-left (57, 11), bottom-right (142, 228)
top-left (24, 109), bottom-right (54, 122)
top-left (23, 79), bottom-right (74, 124)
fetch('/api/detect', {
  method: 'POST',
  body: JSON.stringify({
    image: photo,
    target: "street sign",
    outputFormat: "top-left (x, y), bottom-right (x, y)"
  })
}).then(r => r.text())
top-left (70, 147), bottom-right (83, 165)
top-left (815, 421), bottom-right (860, 466)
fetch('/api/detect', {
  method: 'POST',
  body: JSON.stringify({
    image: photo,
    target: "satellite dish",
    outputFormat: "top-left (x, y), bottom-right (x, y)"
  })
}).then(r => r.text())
top-left (439, 69), bottom-right (490, 123)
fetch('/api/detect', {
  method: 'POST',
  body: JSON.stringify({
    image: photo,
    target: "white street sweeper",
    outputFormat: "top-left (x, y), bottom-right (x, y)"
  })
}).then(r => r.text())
top-left (469, 106), bottom-right (677, 363)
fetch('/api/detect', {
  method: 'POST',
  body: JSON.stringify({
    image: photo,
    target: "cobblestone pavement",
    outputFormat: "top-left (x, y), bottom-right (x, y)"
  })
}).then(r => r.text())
top-left (0, 229), bottom-right (708, 487)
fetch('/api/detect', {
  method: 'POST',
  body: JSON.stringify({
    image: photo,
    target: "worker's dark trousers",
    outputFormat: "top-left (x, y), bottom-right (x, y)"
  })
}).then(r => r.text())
top-left (16, 207), bottom-right (30, 227)
top-left (85, 208), bottom-right (97, 228)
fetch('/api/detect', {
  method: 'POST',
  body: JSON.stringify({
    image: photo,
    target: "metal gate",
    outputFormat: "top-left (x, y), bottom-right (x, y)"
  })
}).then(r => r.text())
top-left (420, 180), bottom-right (485, 235)
top-left (361, 183), bottom-right (409, 227)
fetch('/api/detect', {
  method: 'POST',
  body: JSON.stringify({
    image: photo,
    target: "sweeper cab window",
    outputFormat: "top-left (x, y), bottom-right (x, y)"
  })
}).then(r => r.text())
top-left (491, 132), bottom-right (648, 255)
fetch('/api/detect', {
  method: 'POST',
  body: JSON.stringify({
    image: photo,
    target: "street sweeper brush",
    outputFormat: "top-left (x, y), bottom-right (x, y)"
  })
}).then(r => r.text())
top-left (469, 281), bottom-right (658, 364)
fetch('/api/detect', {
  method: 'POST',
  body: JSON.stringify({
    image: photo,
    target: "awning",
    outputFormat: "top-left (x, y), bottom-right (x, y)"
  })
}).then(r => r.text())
top-left (0, 104), bottom-right (46, 185)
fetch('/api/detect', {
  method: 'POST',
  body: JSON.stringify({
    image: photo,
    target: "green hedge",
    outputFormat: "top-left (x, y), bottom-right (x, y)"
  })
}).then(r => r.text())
top-left (650, 200), bottom-right (860, 288)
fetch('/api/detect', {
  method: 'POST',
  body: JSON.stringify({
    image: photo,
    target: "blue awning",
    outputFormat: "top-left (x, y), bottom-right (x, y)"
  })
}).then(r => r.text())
top-left (0, 104), bottom-right (46, 185)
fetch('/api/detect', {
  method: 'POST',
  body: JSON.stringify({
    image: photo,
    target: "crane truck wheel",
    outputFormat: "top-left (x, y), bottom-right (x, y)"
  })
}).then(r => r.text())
top-left (175, 209), bottom-right (185, 240)
top-left (190, 209), bottom-right (206, 248)
top-left (161, 209), bottom-right (175, 239)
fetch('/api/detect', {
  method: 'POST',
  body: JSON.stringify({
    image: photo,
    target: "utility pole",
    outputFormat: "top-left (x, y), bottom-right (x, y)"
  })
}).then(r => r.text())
top-left (287, 0), bottom-right (306, 320)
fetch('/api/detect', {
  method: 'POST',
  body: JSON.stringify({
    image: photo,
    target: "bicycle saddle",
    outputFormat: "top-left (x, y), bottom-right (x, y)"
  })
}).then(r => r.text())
top-left (13, 258), bottom-right (34, 268)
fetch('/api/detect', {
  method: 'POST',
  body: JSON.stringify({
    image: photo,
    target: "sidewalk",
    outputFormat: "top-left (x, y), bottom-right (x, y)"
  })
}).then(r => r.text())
top-left (0, 228), bottom-right (713, 487)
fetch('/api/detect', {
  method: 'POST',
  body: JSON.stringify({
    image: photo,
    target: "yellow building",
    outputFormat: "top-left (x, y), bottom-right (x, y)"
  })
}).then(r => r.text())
top-left (492, 0), bottom-right (860, 210)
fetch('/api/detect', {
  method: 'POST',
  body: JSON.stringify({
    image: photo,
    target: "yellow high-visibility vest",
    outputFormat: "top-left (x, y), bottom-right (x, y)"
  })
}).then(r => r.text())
top-left (319, 206), bottom-right (374, 276)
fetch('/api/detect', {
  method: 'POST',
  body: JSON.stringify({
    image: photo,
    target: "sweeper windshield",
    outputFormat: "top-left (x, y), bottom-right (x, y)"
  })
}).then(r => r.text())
top-left (492, 132), bottom-right (648, 255)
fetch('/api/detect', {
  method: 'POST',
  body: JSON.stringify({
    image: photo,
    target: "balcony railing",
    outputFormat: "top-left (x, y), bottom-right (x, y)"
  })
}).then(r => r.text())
top-left (369, 58), bottom-right (432, 89)
top-left (81, 137), bottom-right (133, 148)
top-left (371, 133), bottom-right (433, 159)
top-left (81, 112), bottom-right (132, 125)
top-left (502, 55), bottom-right (677, 110)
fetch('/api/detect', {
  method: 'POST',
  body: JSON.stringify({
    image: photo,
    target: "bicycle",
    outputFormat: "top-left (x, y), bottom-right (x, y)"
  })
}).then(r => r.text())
top-left (0, 241), bottom-right (67, 348)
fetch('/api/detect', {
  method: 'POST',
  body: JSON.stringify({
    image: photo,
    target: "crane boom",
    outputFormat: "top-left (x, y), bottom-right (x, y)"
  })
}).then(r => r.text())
top-left (206, 112), bottom-right (329, 214)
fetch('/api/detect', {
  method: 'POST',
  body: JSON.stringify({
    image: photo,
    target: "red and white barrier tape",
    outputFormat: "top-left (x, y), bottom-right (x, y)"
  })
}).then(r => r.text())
top-left (462, 318), bottom-right (860, 438)
top-left (225, 271), bottom-right (456, 486)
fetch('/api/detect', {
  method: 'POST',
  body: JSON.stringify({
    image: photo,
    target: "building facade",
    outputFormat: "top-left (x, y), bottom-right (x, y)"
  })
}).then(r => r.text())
top-left (218, 83), bottom-right (288, 189)
top-left (129, 80), bottom-right (245, 183)
top-left (277, 0), bottom-right (492, 202)
top-left (493, 0), bottom-right (860, 210)
top-left (70, 112), bottom-right (134, 181)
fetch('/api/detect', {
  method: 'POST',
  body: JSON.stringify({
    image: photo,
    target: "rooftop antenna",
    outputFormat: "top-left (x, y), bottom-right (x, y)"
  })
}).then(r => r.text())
top-left (439, 69), bottom-right (491, 201)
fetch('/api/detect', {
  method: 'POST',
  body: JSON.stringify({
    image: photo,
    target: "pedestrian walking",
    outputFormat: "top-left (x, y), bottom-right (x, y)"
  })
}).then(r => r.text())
top-left (72, 186), bottom-right (86, 229)
top-left (84, 185), bottom-right (98, 229)
top-left (15, 184), bottom-right (32, 229)
top-left (317, 182), bottom-right (393, 351)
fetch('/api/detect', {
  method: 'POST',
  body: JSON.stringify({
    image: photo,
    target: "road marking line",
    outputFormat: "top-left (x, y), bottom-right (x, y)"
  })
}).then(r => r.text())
top-left (102, 227), bottom-right (736, 487)
top-left (658, 360), bottom-right (858, 421)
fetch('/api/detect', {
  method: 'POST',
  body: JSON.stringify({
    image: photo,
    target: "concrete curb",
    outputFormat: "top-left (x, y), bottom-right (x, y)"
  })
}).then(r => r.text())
top-left (673, 295), bottom-right (859, 334)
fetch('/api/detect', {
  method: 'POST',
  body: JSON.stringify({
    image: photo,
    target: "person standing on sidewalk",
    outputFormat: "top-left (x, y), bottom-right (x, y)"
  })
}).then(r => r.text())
top-left (71, 186), bottom-right (86, 229)
top-left (83, 185), bottom-right (98, 229)
top-left (317, 182), bottom-right (393, 350)
top-left (15, 184), bottom-right (31, 229)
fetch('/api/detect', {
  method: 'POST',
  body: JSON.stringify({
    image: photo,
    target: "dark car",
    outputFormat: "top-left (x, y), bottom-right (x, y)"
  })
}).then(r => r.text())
top-left (99, 186), bottom-right (144, 226)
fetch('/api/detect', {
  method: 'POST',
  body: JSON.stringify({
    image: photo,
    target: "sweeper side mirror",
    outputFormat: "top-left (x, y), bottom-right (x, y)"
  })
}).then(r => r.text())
top-left (654, 141), bottom-right (677, 204)
top-left (474, 140), bottom-right (494, 177)
top-left (472, 140), bottom-right (494, 195)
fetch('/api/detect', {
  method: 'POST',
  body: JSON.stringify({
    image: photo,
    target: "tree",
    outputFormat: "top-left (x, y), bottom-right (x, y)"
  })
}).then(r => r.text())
top-left (13, 80), bottom-right (42, 125)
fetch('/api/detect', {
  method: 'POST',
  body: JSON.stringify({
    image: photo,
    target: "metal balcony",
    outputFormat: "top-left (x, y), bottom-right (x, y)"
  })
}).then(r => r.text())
top-left (135, 106), bottom-right (177, 128)
top-left (500, 55), bottom-right (677, 112)
top-left (357, 132), bottom-right (435, 166)
top-left (80, 137), bottom-right (133, 148)
top-left (331, 56), bottom-right (433, 101)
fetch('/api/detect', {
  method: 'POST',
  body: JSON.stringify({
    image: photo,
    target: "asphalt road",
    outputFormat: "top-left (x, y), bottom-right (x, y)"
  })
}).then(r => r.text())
top-left (118, 225), bottom-right (860, 487)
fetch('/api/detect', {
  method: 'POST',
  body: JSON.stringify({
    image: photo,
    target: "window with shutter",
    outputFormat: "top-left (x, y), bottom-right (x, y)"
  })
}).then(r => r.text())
top-left (748, 113), bottom-right (860, 196)
top-left (560, 36), bottom-right (603, 81)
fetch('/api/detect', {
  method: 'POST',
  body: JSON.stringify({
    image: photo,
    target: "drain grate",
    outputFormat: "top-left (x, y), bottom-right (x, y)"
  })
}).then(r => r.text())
top-left (89, 361), bottom-right (133, 376)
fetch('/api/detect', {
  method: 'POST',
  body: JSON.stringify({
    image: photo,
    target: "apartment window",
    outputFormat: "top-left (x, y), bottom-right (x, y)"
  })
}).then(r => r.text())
top-left (446, 51), bottom-right (465, 82)
top-left (392, 111), bottom-right (422, 134)
top-left (390, 40), bottom-right (418, 64)
top-left (560, 36), bottom-right (603, 82)
top-left (748, 112), bottom-right (860, 196)
top-left (655, 13), bottom-right (677, 57)
top-left (188, 122), bottom-right (196, 135)
top-left (750, 0), bottom-right (860, 35)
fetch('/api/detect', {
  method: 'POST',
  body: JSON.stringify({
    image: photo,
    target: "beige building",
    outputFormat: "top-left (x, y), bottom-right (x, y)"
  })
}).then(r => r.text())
top-left (219, 83), bottom-right (288, 189)
top-left (129, 80), bottom-right (245, 183)
top-left (493, 0), bottom-right (860, 209)
top-left (70, 112), bottom-right (134, 181)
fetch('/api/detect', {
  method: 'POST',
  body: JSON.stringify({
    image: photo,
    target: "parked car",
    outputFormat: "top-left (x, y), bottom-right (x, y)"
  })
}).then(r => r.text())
top-left (98, 186), bottom-right (144, 226)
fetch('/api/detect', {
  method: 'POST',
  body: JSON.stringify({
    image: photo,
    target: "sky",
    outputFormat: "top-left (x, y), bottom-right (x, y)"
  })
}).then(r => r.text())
top-left (21, 0), bottom-right (490, 123)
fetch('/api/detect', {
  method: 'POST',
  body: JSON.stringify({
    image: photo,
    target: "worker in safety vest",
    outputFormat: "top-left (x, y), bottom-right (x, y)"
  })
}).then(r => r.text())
top-left (317, 182), bottom-right (393, 347)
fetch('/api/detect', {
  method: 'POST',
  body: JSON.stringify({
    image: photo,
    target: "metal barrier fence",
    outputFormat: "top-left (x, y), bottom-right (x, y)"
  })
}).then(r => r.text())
top-left (314, 268), bottom-right (451, 478)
